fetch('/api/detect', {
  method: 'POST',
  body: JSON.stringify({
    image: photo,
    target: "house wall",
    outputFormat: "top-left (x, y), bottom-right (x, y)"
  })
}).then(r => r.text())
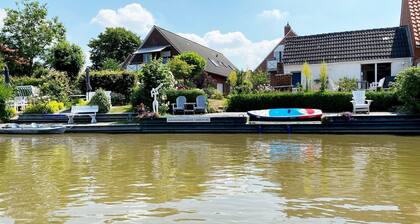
top-left (284, 58), bottom-right (412, 89)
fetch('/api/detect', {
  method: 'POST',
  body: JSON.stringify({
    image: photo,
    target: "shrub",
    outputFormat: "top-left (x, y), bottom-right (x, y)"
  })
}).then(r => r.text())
top-left (79, 70), bottom-right (139, 98)
top-left (12, 76), bottom-right (44, 86)
top-left (226, 91), bottom-right (401, 112)
top-left (138, 59), bottom-right (176, 107)
top-left (395, 67), bottom-right (420, 113)
top-left (203, 87), bottom-right (224, 99)
top-left (130, 85), bottom-right (147, 108)
top-left (338, 77), bottom-right (358, 92)
top-left (23, 101), bottom-right (65, 114)
top-left (166, 89), bottom-right (206, 103)
top-left (0, 83), bottom-right (14, 121)
top-left (40, 70), bottom-right (72, 102)
top-left (89, 89), bottom-right (111, 113)
top-left (111, 92), bottom-right (127, 106)
top-left (24, 103), bottom-right (55, 114)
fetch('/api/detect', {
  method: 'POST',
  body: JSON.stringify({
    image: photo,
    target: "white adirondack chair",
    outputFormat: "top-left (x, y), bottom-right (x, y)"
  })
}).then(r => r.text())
top-left (171, 96), bottom-right (187, 114)
top-left (194, 95), bottom-right (207, 114)
top-left (351, 90), bottom-right (373, 114)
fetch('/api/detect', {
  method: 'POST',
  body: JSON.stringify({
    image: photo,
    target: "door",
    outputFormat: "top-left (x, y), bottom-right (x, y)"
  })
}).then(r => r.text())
top-left (217, 83), bottom-right (224, 94)
top-left (291, 72), bottom-right (301, 87)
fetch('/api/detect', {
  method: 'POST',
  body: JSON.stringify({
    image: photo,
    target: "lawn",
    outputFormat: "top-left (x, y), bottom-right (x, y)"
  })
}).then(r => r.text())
top-left (110, 105), bottom-right (133, 113)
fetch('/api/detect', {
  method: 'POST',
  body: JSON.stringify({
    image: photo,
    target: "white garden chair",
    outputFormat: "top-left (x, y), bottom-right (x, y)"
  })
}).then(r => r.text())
top-left (171, 96), bottom-right (186, 114)
top-left (351, 90), bottom-right (372, 114)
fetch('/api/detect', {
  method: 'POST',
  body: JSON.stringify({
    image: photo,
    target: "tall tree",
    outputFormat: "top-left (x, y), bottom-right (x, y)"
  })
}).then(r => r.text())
top-left (88, 27), bottom-right (141, 70)
top-left (319, 61), bottom-right (328, 92)
top-left (47, 41), bottom-right (84, 80)
top-left (302, 62), bottom-right (312, 91)
top-left (0, 0), bottom-right (65, 74)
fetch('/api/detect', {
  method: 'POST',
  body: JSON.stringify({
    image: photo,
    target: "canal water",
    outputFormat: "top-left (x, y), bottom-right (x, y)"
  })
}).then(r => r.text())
top-left (0, 134), bottom-right (419, 223)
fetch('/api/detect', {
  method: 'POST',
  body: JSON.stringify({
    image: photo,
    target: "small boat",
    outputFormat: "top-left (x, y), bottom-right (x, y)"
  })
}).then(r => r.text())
top-left (247, 108), bottom-right (323, 121)
top-left (0, 123), bottom-right (66, 134)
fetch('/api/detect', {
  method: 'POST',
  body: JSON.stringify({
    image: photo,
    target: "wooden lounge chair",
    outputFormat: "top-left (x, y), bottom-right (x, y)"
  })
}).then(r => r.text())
top-left (194, 95), bottom-right (207, 114)
top-left (172, 96), bottom-right (187, 114)
top-left (351, 90), bottom-right (372, 114)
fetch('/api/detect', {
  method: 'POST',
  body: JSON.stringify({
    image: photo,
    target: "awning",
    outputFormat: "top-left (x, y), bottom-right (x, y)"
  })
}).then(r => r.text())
top-left (135, 45), bottom-right (170, 54)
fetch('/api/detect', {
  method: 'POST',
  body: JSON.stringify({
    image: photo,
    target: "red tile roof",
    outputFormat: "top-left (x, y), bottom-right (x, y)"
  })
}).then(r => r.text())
top-left (407, 0), bottom-right (420, 46)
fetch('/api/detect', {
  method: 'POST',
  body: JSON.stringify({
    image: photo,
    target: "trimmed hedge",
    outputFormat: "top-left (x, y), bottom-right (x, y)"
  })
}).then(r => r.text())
top-left (79, 70), bottom-right (140, 98)
top-left (12, 76), bottom-right (44, 86)
top-left (227, 91), bottom-right (401, 112)
top-left (166, 89), bottom-right (206, 104)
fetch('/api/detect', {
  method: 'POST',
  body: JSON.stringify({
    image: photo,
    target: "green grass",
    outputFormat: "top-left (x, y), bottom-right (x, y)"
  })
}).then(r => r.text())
top-left (110, 105), bottom-right (133, 113)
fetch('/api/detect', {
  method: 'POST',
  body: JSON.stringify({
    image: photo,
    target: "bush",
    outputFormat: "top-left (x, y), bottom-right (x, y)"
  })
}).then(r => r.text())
top-left (395, 67), bottom-right (420, 113)
top-left (338, 77), bottom-right (358, 92)
top-left (89, 89), bottom-right (111, 113)
top-left (79, 70), bottom-right (139, 98)
top-left (111, 92), bottom-right (127, 106)
top-left (204, 87), bottom-right (224, 100)
top-left (166, 89), bottom-right (206, 103)
top-left (0, 83), bottom-right (14, 121)
top-left (130, 85), bottom-right (147, 108)
top-left (23, 101), bottom-right (65, 114)
top-left (226, 91), bottom-right (401, 112)
top-left (40, 70), bottom-right (72, 102)
top-left (12, 76), bottom-right (44, 86)
top-left (24, 103), bottom-right (55, 114)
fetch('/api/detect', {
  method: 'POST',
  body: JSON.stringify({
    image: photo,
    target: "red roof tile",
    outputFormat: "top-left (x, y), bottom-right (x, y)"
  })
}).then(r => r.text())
top-left (407, 0), bottom-right (420, 46)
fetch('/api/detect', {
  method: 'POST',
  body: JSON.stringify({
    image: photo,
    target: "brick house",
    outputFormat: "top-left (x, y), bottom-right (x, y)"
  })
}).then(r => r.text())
top-left (122, 26), bottom-right (236, 94)
top-left (256, 24), bottom-right (412, 90)
top-left (401, 0), bottom-right (420, 65)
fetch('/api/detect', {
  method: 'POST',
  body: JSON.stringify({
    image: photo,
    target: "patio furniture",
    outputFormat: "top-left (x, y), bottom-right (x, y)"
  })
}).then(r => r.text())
top-left (194, 95), bottom-right (207, 114)
top-left (67, 105), bottom-right (99, 124)
top-left (12, 96), bottom-right (28, 111)
top-left (351, 90), bottom-right (372, 114)
top-left (171, 96), bottom-right (187, 114)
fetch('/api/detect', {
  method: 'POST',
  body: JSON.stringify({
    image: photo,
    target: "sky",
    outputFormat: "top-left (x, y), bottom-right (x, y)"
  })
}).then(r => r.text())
top-left (0, 0), bottom-right (402, 69)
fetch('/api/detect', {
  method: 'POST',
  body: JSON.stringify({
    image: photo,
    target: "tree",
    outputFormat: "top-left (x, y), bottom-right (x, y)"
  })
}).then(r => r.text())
top-left (250, 70), bottom-right (270, 91)
top-left (228, 70), bottom-right (253, 94)
top-left (47, 41), bottom-right (84, 80)
top-left (395, 67), bottom-right (420, 113)
top-left (131, 59), bottom-right (176, 108)
top-left (1, 0), bottom-right (66, 74)
top-left (88, 27), bottom-right (141, 69)
top-left (302, 62), bottom-right (312, 91)
top-left (102, 58), bottom-right (121, 70)
top-left (177, 52), bottom-right (206, 85)
top-left (168, 57), bottom-right (194, 83)
top-left (319, 61), bottom-right (328, 92)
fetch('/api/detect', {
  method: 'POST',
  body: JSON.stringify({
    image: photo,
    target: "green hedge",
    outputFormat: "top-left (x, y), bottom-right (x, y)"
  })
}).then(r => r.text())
top-left (166, 89), bottom-right (206, 104)
top-left (12, 76), bottom-right (44, 86)
top-left (79, 70), bottom-right (140, 98)
top-left (227, 91), bottom-right (400, 112)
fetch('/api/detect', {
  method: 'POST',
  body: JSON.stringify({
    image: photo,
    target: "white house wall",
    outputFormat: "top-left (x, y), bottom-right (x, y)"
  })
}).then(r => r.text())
top-left (284, 58), bottom-right (412, 87)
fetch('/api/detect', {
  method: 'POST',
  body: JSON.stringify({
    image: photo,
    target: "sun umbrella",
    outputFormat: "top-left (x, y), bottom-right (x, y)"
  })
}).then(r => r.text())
top-left (3, 65), bottom-right (10, 85)
top-left (85, 67), bottom-right (92, 92)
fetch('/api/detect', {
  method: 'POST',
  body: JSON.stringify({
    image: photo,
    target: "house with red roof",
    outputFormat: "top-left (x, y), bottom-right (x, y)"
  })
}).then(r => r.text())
top-left (401, 0), bottom-right (420, 65)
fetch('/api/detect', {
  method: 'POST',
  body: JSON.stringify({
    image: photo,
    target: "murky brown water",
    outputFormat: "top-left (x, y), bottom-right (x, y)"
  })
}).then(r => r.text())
top-left (0, 134), bottom-right (419, 223)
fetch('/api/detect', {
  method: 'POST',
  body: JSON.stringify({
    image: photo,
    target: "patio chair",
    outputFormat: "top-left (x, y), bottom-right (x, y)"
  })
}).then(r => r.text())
top-left (194, 95), bottom-right (207, 114)
top-left (351, 90), bottom-right (372, 114)
top-left (172, 96), bottom-right (187, 114)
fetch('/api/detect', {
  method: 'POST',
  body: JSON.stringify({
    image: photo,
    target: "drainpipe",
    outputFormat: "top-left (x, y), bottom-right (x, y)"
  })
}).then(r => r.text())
top-left (374, 63), bottom-right (378, 90)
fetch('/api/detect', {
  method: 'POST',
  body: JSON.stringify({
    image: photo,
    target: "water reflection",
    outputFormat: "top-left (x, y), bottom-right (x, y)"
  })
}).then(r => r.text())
top-left (0, 134), bottom-right (419, 223)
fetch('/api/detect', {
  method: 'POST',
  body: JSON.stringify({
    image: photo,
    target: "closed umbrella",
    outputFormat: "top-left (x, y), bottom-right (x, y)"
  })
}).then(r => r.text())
top-left (85, 67), bottom-right (92, 92)
top-left (3, 65), bottom-right (10, 85)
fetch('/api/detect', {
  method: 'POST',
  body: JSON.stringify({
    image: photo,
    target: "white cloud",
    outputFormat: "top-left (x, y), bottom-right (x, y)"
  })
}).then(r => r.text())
top-left (179, 31), bottom-right (280, 70)
top-left (0, 9), bottom-right (6, 29)
top-left (258, 9), bottom-right (289, 21)
top-left (91, 3), bottom-right (155, 35)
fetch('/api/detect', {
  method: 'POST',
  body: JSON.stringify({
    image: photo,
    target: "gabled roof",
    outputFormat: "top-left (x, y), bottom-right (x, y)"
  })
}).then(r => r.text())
top-left (283, 27), bottom-right (412, 65)
top-left (255, 29), bottom-right (297, 71)
top-left (402, 0), bottom-right (420, 46)
top-left (135, 26), bottom-right (236, 77)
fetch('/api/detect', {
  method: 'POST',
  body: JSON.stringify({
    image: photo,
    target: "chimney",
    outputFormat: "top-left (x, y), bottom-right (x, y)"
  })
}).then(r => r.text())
top-left (284, 22), bottom-right (291, 36)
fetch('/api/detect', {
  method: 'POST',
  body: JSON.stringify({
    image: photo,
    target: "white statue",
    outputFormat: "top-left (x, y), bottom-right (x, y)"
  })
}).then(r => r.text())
top-left (151, 83), bottom-right (164, 113)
